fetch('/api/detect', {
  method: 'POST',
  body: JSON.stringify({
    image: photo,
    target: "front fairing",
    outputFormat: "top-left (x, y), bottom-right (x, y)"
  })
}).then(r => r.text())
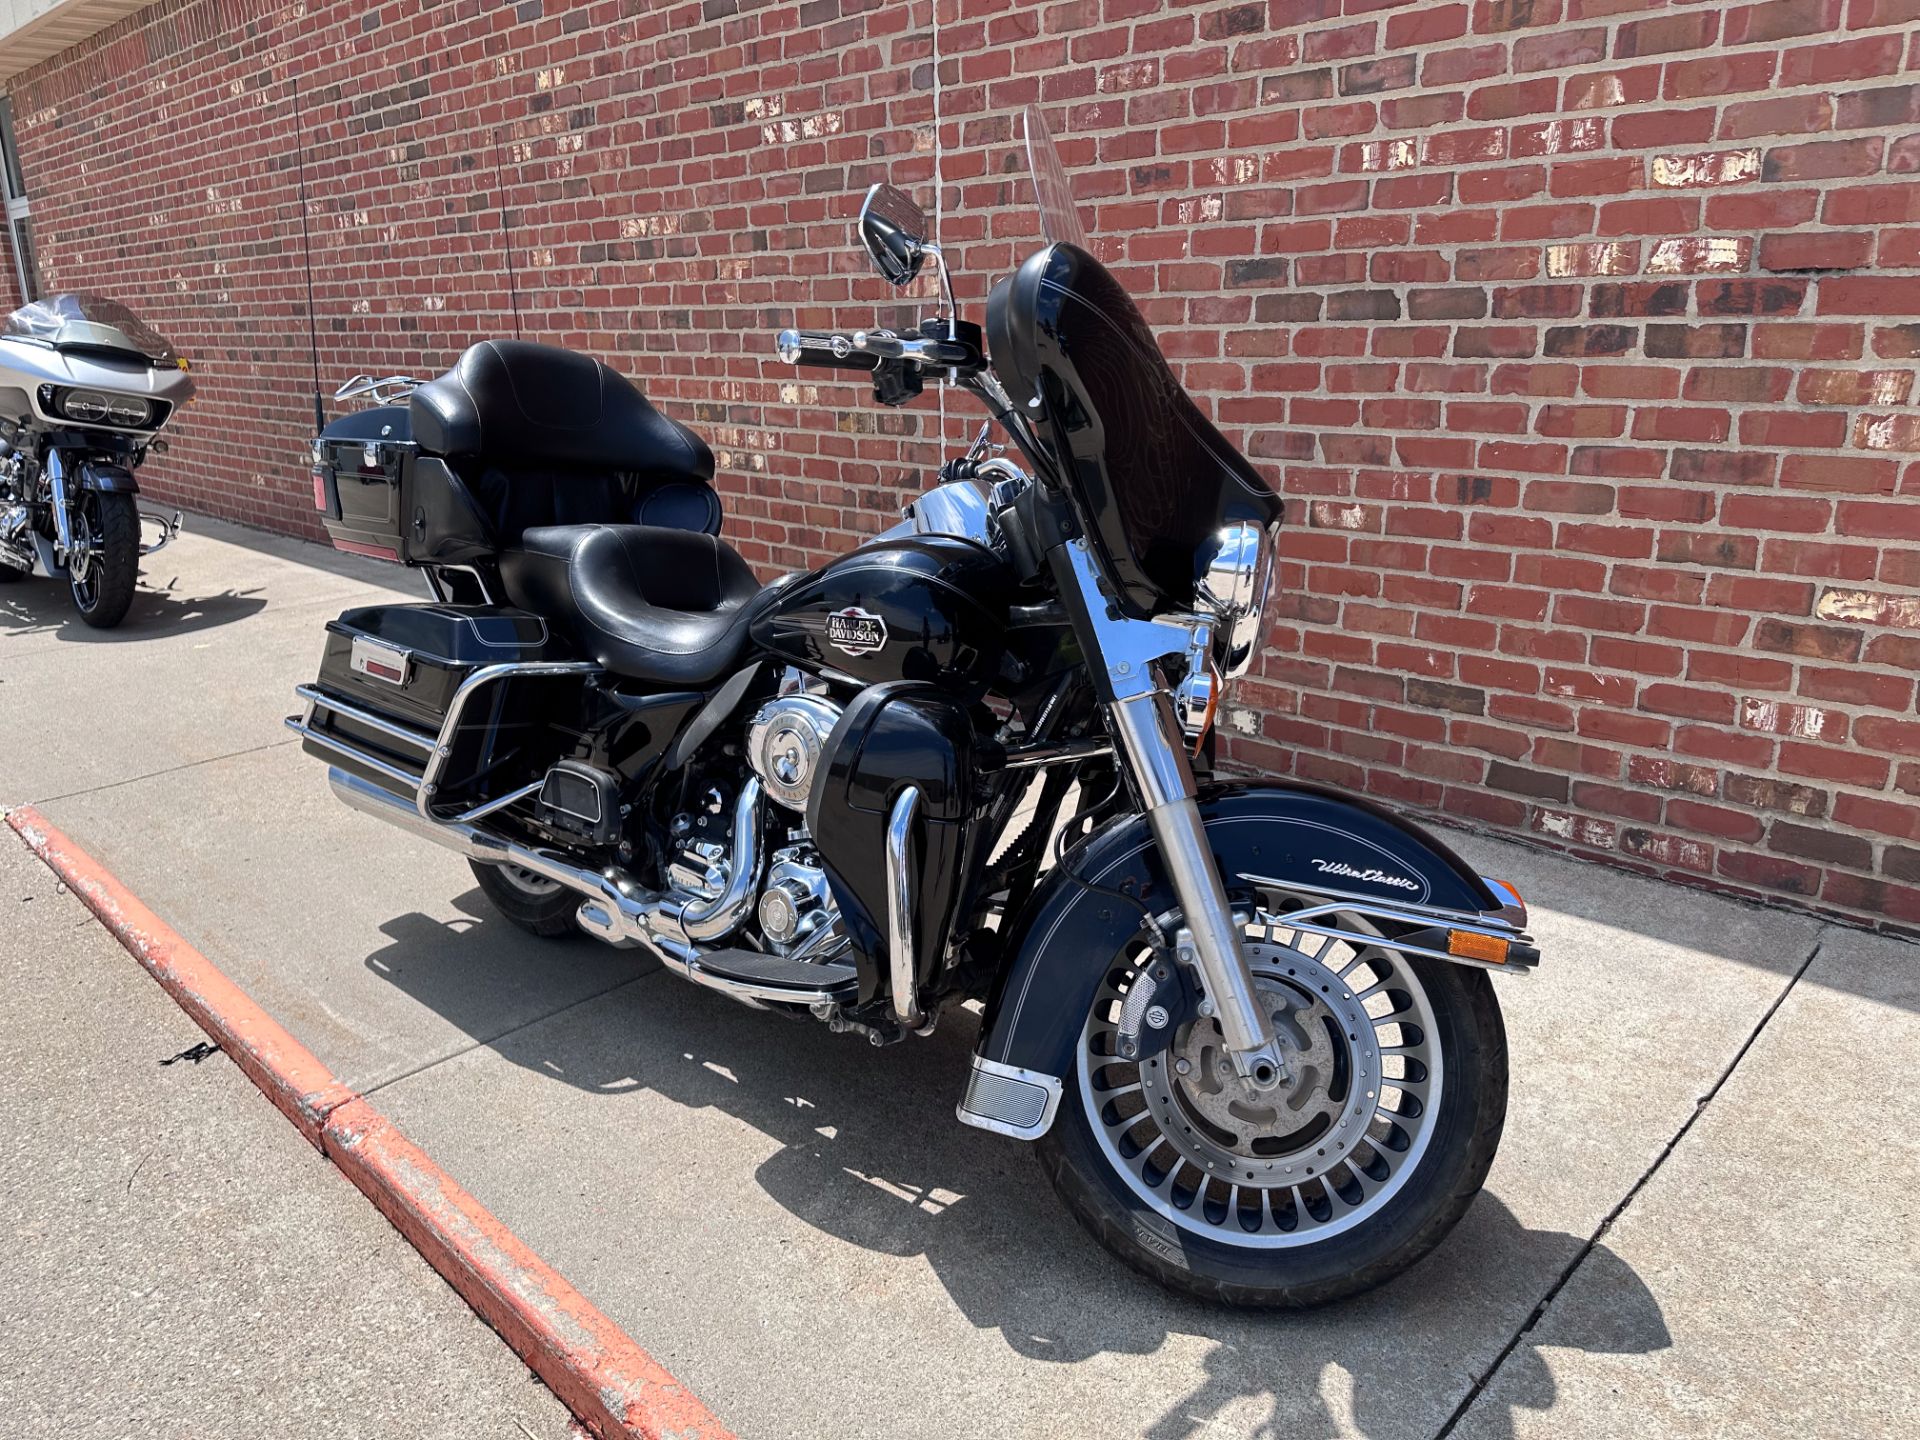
top-left (0, 295), bottom-right (194, 433)
top-left (0, 336), bottom-right (195, 433)
top-left (3, 293), bottom-right (182, 366)
top-left (987, 243), bottom-right (1281, 618)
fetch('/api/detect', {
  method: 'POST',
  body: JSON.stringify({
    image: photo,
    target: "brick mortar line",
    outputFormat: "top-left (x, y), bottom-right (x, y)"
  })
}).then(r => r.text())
top-left (3, 804), bottom-right (735, 1440)
top-left (1430, 929), bottom-right (1831, 1439)
top-left (1405, 796), bottom-right (1920, 942)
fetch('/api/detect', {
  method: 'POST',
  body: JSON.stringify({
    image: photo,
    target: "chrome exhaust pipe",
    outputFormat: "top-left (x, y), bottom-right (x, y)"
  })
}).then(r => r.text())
top-left (324, 767), bottom-right (780, 1006)
top-left (654, 780), bottom-right (765, 944)
top-left (0, 503), bottom-right (33, 575)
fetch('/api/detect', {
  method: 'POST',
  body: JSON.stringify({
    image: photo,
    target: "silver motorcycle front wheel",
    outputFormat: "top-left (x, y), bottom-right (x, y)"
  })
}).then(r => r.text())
top-left (67, 490), bottom-right (140, 629)
top-left (1037, 900), bottom-right (1508, 1307)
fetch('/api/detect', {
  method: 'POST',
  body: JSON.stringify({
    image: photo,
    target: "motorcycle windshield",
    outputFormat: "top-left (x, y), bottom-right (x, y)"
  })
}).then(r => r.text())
top-left (1025, 105), bottom-right (1088, 249)
top-left (2, 293), bottom-right (181, 365)
top-left (993, 111), bottom-right (1281, 618)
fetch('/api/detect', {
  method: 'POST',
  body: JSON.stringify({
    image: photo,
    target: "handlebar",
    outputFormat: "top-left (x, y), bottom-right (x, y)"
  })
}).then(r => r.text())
top-left (776, 327), bottom-right (976, 372)
top-left (775, 330), bottom-right (883, 373)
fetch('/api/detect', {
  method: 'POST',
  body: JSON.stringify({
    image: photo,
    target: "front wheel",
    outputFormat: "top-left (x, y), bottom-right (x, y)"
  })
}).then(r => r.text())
top-left (1037, 905), bottom-right (1508, 1307)
top-left (67, 490), bottom-right (140, 628)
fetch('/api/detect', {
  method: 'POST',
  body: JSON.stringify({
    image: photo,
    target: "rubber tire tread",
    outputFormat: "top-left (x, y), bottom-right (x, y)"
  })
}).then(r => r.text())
top-left (1036, 959), bottom-right (1508, 1308)
top-left (71, 491), bottom-right (140, 629)
top-left (469, 858), bottom-right (579, 938)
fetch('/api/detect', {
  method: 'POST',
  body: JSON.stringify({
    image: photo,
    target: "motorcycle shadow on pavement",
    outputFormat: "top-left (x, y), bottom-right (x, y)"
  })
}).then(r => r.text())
top-left (367, 891), bottom-right (1669, 1440)
top-left (0, 573), bottom-right (266, 639)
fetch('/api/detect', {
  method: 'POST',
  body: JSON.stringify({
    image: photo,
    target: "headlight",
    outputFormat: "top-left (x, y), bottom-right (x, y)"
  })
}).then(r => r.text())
top-left (54, 388), bottom-right (154, 428)
top-left (1195, 521), bottom-right (1276, 678)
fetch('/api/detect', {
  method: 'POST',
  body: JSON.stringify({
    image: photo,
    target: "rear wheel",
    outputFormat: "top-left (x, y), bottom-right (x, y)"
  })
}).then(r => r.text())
top-left (1037, 900), bottom-right (1507, 1307)
top-left (68, 490), bottom-right (140, 629)
top-left (469, 859), bottom-right (579, 938)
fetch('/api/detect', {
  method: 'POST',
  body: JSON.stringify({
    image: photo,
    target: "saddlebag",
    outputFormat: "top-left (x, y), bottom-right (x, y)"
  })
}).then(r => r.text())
top-left (293, 603), bottom-right (583, 807)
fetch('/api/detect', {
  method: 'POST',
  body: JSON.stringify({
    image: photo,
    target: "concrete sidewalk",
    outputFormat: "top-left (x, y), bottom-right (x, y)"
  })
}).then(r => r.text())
top-left (3, 514), bottom-right (1916, 1438)
top-left (0, 834), bottom-right (574, 1439)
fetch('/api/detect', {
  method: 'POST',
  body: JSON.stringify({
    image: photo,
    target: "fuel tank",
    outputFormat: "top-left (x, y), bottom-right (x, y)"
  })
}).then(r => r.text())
top-left (750, 533), bottom-right (1014, 699)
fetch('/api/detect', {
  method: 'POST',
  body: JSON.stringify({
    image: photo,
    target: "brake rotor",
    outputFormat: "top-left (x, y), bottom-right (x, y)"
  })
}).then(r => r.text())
top-left (1137, 945), bottom-right (1379, 1187)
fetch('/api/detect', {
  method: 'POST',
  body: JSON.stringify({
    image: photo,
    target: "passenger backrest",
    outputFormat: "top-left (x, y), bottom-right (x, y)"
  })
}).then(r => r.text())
top-left (409, 339), bottom-right (722, 544)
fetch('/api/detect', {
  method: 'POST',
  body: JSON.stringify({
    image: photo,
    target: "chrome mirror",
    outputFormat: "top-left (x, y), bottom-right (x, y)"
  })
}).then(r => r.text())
top-left (858, 183), bottom-right (932, 287)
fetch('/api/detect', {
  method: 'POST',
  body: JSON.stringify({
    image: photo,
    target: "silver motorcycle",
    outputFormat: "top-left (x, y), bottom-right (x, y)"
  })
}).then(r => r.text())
top-left (0, 294), bottom-right (192, 627)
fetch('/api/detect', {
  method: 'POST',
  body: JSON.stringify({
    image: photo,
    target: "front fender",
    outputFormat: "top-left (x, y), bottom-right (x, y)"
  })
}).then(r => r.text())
top-left (77, 460), bottom-right (139, 493)
top-left (960, 781), bottom-right (1519, 1139)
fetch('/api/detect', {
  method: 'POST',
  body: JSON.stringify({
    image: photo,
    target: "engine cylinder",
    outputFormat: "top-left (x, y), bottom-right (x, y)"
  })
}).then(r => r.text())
top-left (746, 694), bottom-right (842, 812)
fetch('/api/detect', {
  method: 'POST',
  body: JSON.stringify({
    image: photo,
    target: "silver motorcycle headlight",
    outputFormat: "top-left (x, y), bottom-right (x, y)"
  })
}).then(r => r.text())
top-left (58, 389), bottom-right (153, 428)
top-left (1195, 521), bottom-right (1277, 679)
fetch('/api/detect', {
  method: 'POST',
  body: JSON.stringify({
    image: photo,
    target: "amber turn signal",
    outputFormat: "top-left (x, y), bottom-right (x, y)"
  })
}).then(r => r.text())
top-left (1447, 930), bottom-right (1511, 965)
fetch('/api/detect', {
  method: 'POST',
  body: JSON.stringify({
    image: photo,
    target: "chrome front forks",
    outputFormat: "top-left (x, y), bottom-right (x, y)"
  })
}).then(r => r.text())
top-left (1055, 538), bottom-right (1286, 1091)
top-left (44, 448), bottom-right (75, 558)
top-left (1107, 690), bottom-right (1287, 1090)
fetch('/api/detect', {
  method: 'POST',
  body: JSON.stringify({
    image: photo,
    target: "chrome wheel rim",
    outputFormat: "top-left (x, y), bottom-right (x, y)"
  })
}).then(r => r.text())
top-left (1077, 908), bottom-right (1442, 1248)
top-left (67, 503), bottom-right (97, 609)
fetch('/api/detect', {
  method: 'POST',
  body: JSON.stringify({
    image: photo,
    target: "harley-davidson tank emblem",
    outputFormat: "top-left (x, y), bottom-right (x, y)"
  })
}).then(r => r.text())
top-left (825, 606), bottom-right (888, 657)
top-left (1310, 858), bottom-right (1420, 892)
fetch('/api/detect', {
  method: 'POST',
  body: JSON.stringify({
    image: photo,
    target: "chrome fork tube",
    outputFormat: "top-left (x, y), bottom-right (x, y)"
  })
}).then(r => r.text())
top-left (1108, 691), bottom-right (1286, 1090)
top-left (44, 449), bottom-right (75, 556)
top-left (1048, 535), bottom-right (1284, 1087)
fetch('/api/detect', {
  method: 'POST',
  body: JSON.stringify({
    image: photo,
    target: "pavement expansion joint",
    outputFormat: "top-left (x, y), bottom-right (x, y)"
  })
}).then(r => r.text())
top-left (29, 736), bottom-right (301, 808)
top-left (357, 971), bottom-right (658, 1100)
top-left (1431, 930), bottom-right (1830, 1440)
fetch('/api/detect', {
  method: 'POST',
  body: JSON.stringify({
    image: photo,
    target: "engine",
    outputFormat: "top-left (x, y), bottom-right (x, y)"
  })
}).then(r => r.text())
top-left (757, 843), bottom-right (835, 954)
top-left (744, 685), bottom-right (845, 955)
top-left (746, 691), bottom-right (842, 812)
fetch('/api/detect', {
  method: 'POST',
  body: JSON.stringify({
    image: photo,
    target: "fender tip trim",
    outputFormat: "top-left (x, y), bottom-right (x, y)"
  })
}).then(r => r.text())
top-left (956, 1054), bottom-right (1062, 1140)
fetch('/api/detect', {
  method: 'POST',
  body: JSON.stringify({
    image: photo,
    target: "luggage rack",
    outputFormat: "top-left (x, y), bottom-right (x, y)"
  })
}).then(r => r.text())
top-left (285, 660), bottom-right (597, 826)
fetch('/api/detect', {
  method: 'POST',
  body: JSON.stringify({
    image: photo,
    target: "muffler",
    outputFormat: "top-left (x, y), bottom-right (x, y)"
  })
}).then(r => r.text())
top-left (327, 765), bottom-right (664, 945)
top-left (323, 768), bottom-right (826, 1006)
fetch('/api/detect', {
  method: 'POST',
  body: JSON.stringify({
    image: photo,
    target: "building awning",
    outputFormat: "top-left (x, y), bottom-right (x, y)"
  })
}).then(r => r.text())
top-left (1, 0), bottom-right (170, 85)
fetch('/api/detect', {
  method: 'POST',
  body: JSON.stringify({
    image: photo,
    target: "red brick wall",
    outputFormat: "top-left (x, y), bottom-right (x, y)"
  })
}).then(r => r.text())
top-left (0, 249), bottom-right (21, 313)
top-left (7, 0), bottom-right (1919, 932)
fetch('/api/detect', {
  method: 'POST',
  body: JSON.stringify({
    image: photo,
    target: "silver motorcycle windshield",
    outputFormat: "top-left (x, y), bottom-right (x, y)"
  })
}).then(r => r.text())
top-left (2, 293), bottom-right (181, 366)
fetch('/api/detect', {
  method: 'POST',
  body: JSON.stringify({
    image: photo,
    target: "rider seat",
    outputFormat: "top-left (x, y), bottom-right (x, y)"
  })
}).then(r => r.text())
top-left (499, 525), bottom-right (778, 687)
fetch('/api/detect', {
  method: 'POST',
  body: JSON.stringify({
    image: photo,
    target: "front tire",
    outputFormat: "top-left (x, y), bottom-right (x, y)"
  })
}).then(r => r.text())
top-left (68, 490), bottom-right (140, 629)
top-left (1038, 908), bottom-right (1508, 1307)
top-left (469, 859), bottom-right (579, 938)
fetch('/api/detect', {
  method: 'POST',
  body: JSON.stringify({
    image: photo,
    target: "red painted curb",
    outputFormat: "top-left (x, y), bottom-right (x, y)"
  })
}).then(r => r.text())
top-left (8, 805), bottom-right (354, 1146)
top-left (325, 1100), bottom-right (727, 1440)
top-left (6, 805), bottom-right (736, 1440)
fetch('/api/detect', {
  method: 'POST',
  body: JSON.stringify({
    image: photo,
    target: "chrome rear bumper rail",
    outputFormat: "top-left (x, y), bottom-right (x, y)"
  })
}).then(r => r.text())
top-left (290, 683), bottom-right (436, 754)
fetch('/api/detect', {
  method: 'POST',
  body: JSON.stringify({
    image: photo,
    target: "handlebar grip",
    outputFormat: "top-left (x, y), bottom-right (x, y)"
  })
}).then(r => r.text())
top-left (775, 329), bottom-right (882, 373)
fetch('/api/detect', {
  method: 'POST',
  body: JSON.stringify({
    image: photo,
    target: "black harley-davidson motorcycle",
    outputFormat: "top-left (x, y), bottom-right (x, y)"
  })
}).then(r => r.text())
top-left (290, 109), bottom-right (1539, 1306)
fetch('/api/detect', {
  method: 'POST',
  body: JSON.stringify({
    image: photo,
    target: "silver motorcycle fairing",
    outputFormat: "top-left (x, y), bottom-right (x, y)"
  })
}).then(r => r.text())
top-left (959, 781), bottom-right (1529, 1140)
top-left (0, 336), bottom-right (196, 437)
